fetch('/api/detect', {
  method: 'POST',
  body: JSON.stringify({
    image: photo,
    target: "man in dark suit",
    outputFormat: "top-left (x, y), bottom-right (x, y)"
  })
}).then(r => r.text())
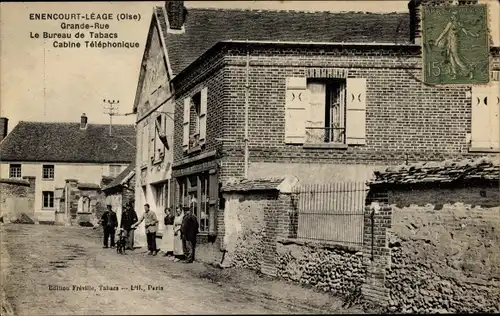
top-left (101, 204), bottom-right (118, 248)
top-left (120, 201), bottom-right (138, 250)
top-left (180, 206), bottom-right (199, 263)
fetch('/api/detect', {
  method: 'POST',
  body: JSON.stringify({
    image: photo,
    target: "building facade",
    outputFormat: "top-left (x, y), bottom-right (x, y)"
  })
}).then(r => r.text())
top-left (169, 0), bottom-right (499, 259)
top-left (133, 0), bottom-right (499, 256)
top-left (131, 6), bottom-right (175, 247)
top-left (0, 114), bottom-right (135, 222)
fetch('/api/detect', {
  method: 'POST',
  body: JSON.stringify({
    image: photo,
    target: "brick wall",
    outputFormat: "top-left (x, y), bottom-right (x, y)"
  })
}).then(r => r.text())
top-left (173, 45), bottom-right (500, 177)
top-left (173, 50), bottom-right (226, 166)
top-left (362, 191), bottom-right (392, 306)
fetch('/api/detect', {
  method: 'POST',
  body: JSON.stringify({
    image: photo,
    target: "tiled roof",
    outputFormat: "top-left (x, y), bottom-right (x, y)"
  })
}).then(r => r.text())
top-left (0, 121), bottom-right (136, 163)
top-left (368, 157), bottom-right (500, 186)
top-left (102, 162), bottom-right (136, 192)
top-left (156, 7), bottom-right (410, 76)
top-left (222, 177), bottom-right (285, 192)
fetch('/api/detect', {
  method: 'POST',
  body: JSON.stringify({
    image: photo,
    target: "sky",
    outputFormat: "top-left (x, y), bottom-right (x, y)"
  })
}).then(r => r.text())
top-left (0, 1), bottom-right (409, 132)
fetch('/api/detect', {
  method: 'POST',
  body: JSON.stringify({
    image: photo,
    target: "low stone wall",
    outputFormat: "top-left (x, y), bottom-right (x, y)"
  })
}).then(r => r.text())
top-left (0, 177), bottom-right (36, 223)
top-left (222, 192), bottom-right (271, 271)
top-left (384, 187), bottom-right (500, 313)
top-left (276, 240), bottom-right (365, 297)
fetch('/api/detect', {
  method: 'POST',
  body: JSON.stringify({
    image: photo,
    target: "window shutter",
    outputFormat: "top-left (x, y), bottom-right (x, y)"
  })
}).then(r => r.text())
top-left (183, 98), bottom-right (191, 151)
top-left (471, 85), bottom-right (492, 148)
top-left (346, 78), bottom-right (367, 145)
top-left (150, 121), bottom-right (155, 160)
top-left (285, 77), bottom-right (308, 144)
top-left (199, 87), bottom-right (208, 144)
top-left (488, 82), bottom-right (500, 149)
top-left (142, 124), bottom-right (149, 163)
top-left (208, 171), bottom-right (218, 236)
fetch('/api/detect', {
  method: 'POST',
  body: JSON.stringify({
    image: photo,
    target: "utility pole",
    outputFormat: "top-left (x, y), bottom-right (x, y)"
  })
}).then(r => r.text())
top-left (103, 99), bottom-right (120, 136)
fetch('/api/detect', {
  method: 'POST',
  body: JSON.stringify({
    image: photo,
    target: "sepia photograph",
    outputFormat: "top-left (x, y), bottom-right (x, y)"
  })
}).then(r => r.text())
top-left (0, 0), bottom-right (499, 314)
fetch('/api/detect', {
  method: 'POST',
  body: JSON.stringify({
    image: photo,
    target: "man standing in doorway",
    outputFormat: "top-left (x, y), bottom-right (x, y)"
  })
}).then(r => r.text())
top-left (101, 204), bottom-right (118, 248)
top-left (180, 205), bottom-right (199, 263)
top-left (131, 204), bottom-right (159, 256)
top-left (120, 201), bottom-right (138, 250)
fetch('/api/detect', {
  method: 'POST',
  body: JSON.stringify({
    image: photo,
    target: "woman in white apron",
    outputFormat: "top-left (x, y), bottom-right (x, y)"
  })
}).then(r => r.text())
top-left (162, 207), bottom-right (175, 257)
top-left (173, 206), bottom-right (185, 262)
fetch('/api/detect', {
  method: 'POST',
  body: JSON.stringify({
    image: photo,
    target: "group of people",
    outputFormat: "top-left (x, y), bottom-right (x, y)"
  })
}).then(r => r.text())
top-left (99, 202), bottom-right (199, 263)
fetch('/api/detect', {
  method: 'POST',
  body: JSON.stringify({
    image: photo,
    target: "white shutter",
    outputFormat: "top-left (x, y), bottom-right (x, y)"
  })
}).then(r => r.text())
top-left (345, 78), bottom-right (367, 145)
top-left (489, 82), bottom-right (500, 149)
top-left (183, 98), bottom-right (191, 151)
top-left (142, 124), bottom-right (149, 163)
top-left (199, 87), bottom-right (208, 144)
top-left (150, 120), bottom-right (155, 159)
top-left (285, 77), bottom-right (309, 144)
top-left (471, 85), bottom-right (492, 148)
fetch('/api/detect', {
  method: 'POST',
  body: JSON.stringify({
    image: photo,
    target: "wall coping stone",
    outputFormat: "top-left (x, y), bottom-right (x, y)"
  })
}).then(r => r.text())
top-left (277, 237), bottom-right (363, 254)
top-left (222, 175), bottom-right (300, 193)
top-left (277, 175), bottom-right (300, 194)
top-left (368, 156), bottom-right (500, 187)
top-left (0, 178), bottom-right (30, 186)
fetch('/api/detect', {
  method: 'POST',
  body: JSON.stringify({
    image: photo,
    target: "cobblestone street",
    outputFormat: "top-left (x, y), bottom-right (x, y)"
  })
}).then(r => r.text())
top-left (1, 224), bottom-right (363, 315)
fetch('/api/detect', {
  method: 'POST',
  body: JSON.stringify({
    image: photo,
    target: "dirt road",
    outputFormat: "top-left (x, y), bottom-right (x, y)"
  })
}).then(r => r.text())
top-left (1, 224), bottom-right (363, 315)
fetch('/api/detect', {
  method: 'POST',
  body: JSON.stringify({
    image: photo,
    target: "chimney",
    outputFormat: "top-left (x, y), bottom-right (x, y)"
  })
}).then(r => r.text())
top-left (80, 113), bottom-right (88, 130)
top-left (166, 1), bottom-right (186, 30)
top-left (0, 117), bottom-right (8, 142)
top-left (408, 0), bottom-right (424, 45)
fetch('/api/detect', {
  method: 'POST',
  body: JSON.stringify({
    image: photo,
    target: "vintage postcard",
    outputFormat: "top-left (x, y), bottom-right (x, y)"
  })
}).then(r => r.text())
top-left (1, 1), bottom-right (499, 315)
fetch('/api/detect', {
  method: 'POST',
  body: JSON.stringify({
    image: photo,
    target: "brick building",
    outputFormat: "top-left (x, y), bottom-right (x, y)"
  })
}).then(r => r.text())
top-left (133, 0), bottom-right (500, 255)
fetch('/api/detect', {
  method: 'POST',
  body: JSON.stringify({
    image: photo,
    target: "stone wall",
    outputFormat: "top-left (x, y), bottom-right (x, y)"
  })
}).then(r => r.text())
top-left (201, 159), bottom-right (500, 311)
top-left (385, 186), bottom-right (500, 313)
top-left (76, 188), bottom-right (105, 226)
top-left (276, 241), bottom-right (365, 297)
top-left (221, 192), bottom-right (270, 270)
top-left (218, 179), bottom-right (368, 300)
top-left (0, 177), bottom-right (36, 223)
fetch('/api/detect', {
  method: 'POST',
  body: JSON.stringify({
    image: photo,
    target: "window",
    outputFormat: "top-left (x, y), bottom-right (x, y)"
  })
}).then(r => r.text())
top-left (42, 191), bottom-right (54, 208)
top-left (470, 82), bottom-right (500, 151)
top-left (109, 165), bottom-right (122, 177)
top-left (305, 79), bottom-right (346, 144)
top-left (154, 182), bottom-right (168, 221)
top-left (9, 164), bottom-right (21, 178)
top-left (200, 175), bottom-right (209, 232)
top-left (284, 77), bottom-right (366, 146)
top-left (189, 92), bottom-right (202, 148)
top-left (183, 87), bottom-right (208, 151)
top-left (153, 113), bottom-right (167, 161)
top-left (177, 172), bottom-right (210, 233)
top-left (42, 165), bottom-right (54, 180)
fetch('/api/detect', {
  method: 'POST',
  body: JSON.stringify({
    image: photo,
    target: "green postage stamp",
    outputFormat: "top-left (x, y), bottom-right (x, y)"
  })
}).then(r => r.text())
top-left (422, 4), bottom-right (490, 85)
